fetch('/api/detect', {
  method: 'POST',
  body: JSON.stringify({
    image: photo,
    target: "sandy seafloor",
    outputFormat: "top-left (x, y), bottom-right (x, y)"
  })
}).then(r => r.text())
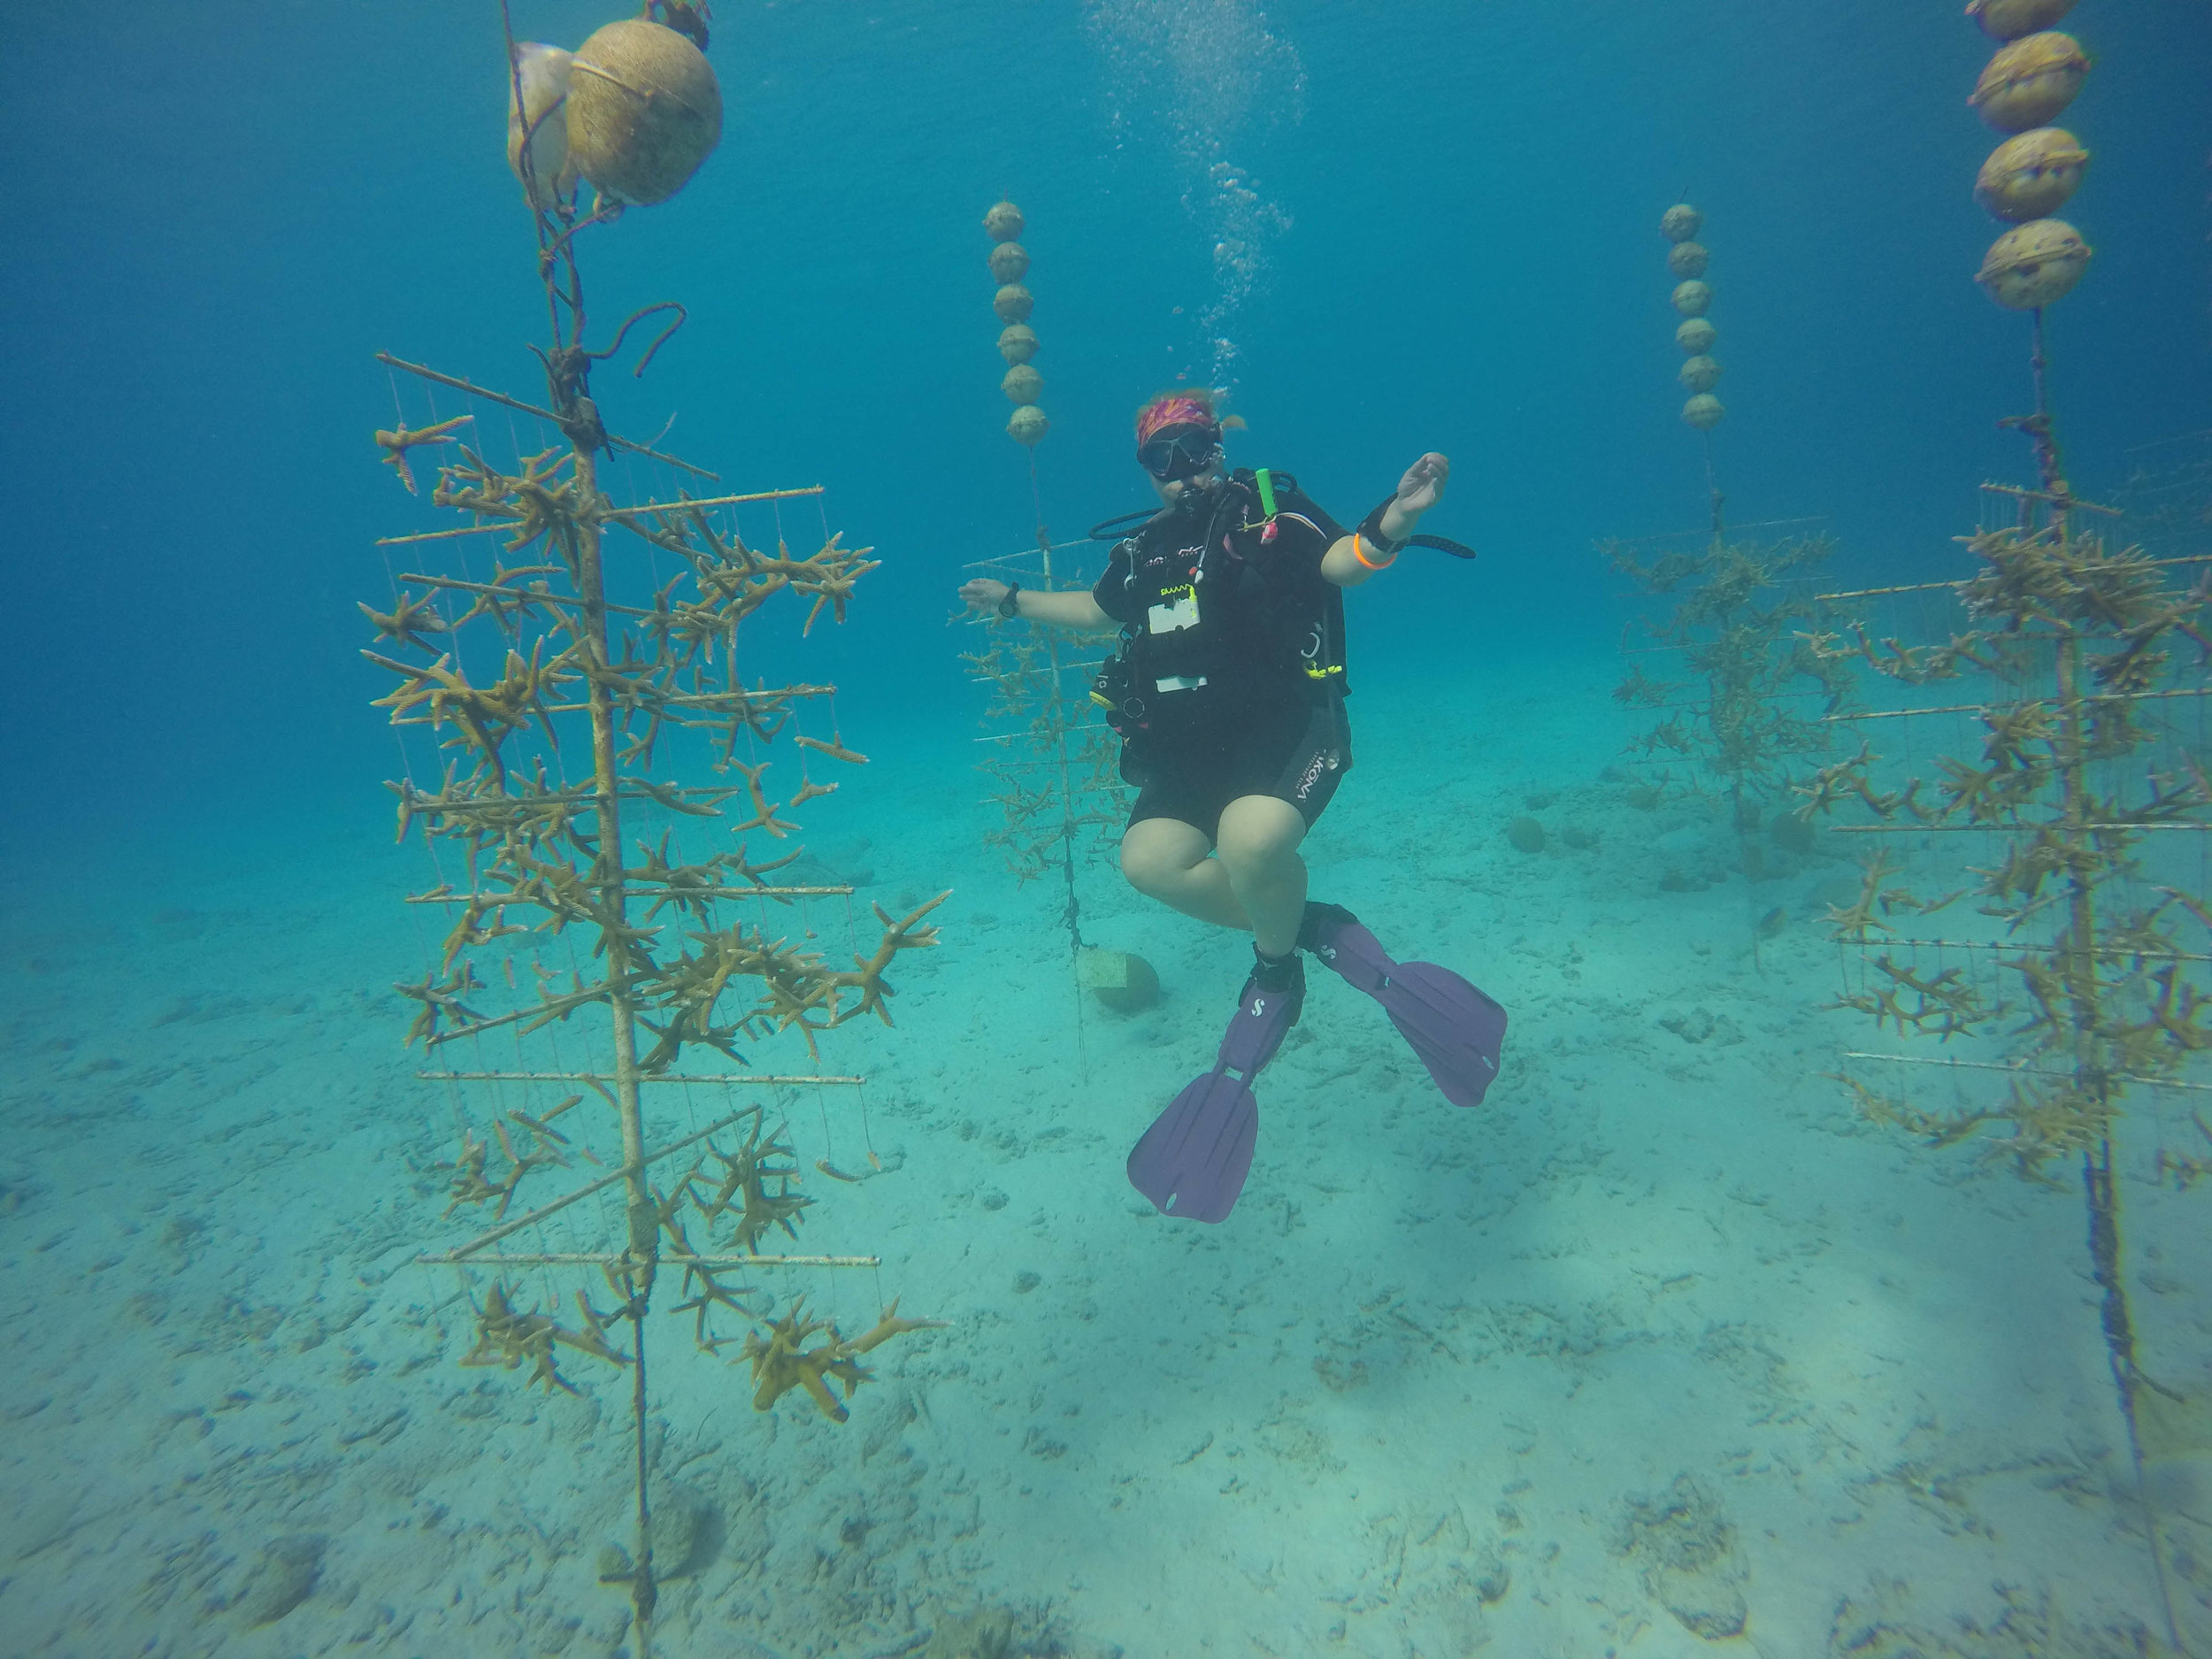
top-left (4, 650), bottom-right (2210, 1659)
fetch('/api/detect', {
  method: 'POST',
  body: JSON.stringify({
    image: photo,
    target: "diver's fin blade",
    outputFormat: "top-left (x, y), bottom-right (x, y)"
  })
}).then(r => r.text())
top-left (1126, 1068), bottom-right (1258, 1224)
top-left (1379, 962), bottom-right (1508, 1109)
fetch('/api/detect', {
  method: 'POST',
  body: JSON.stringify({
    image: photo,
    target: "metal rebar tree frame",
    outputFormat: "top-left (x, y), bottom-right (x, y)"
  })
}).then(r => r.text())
top-left (361, 26), bottom-right (946, 1650)
top-left (1801, 308), bottom-right (2208, 1650)
top-left (960, 534), bottom-right (1124, 943)
top-left (1601, 518), bottom-right (1855, 849)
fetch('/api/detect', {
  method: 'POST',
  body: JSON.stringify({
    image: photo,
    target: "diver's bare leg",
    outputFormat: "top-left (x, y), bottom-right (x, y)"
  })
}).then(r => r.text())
top-left (1120, 800), bottom-right (1310, 955)
top-left (1121, 818), bottom-right (1250, 931)
top-left (1213, 795), bottom-right (1309, 957)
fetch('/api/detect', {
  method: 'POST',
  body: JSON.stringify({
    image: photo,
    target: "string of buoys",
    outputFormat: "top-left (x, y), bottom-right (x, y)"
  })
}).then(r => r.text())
top-left (1662, 202), bottom-right (1724, 432)
top-left (505, 15), bottom-right (722, 210)
top-left (985, 201), bottom-right (1048, 448)
top-left (1965, 0), bottom-right (2093, 309)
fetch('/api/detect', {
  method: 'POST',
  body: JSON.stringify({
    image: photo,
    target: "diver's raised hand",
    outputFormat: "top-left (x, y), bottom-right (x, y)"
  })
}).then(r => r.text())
top-left (959, 577), bottom-right (1012, 616)
top-left (1394, 452), bottom-right (1449, 519)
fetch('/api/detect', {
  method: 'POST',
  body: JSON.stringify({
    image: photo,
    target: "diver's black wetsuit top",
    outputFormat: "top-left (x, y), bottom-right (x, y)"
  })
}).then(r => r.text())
top-left (1091, 472), bottom-right (1353, 841)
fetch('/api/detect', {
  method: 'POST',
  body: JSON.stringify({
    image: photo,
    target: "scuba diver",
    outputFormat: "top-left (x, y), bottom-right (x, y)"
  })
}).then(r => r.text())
top-left (957, 389), bottom-right (1508, 1222)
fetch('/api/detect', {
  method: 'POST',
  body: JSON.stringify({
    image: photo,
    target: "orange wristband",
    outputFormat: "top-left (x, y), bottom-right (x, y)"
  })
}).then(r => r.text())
top-left (1352, 532), bottom-right (1397, 572)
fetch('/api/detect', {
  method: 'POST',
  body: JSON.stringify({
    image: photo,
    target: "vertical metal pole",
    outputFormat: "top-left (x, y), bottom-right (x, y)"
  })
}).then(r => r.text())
top-left (1033, 509), bottom-right (1091, 1079)
top-left (1037, 532), bottom-right (1087, 956)
top-left (570, 445), bottom-right (658, 1652)
top-left (2023, 316), bottom-right (2182, 1654)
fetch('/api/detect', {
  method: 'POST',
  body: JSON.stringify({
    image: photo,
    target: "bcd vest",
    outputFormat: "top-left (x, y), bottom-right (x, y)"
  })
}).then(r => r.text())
top-left (1093, 471), bottom-right (1347, 737)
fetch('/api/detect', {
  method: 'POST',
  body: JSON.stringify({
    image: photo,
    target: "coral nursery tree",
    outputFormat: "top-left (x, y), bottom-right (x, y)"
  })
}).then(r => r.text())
top-left (960, 571), bottom-right (1124, 900)
top-left (1606, 196), bottom-right (1854, 881)
top-left (362, 5), bottom-right (942, 1651)
top-left (1603, 528), bottom-right (1855, 872)
top-left (1799, 2), bottom-right (2211, 1642)
top-left (1801, 474), bottom-right (2212, 1653)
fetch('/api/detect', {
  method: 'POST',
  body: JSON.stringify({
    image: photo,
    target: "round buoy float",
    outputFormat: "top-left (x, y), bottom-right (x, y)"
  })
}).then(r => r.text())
top-left (1682, 394), bottom-right (1726, 431)
top-left (1974, 127), bottom-right (2088, 221)
top-left (1969, 32), bottom-right (2088, 133)
top-left (565, 19), bottom-right (723, 205)
top-left (1967, 0), bottom-right (2075, 42)
top-left (1977, 219), bottom-right (2093, 309)
top-left (1679, 356), bottom-right (1723, 395)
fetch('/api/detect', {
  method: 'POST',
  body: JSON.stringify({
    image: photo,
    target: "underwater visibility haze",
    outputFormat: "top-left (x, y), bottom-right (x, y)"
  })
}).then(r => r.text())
top-left (4, 0), bottom-right (2212, 1654)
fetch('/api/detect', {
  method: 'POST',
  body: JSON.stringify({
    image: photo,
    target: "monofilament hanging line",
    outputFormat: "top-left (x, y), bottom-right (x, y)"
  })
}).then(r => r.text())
top-left (1701, 427), bottom-right (1724, 544)
top-left (1026, 479), bottom-right (1094, 1082)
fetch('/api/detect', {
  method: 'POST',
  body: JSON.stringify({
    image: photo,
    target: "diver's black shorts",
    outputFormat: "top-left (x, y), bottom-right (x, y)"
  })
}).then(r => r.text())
top-left (1123, 694), bottom-right (1351, 844)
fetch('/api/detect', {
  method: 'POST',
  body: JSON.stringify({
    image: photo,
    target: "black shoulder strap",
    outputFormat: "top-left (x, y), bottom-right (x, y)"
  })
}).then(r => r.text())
top-left (1088, 505), bottom-right (1166, 541)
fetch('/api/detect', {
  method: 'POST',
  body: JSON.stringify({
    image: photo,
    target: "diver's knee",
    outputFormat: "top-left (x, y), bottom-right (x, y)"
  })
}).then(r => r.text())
top-left (1214, 801), bottom-right (1304, 879)
top-left (1120, 826), bottom-right (1200, 897)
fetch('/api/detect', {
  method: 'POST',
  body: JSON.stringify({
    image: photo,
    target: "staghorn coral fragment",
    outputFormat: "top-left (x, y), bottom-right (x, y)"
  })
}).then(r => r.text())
top-left (460, 1281), bottom-right (631, 1395)
top-left (739, 1296), bottom-right (947, 1423)
top-left (374, 415), bottom-right (472, 494)
top-left (693, 1114), bottom-right (813, 1254)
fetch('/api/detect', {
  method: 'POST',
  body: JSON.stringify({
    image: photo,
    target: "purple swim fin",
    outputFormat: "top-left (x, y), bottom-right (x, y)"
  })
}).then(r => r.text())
top-left (1127, 960), bottom-right (1302, 1223)
top-left (1301, 903), bottom-right (1507, 1108)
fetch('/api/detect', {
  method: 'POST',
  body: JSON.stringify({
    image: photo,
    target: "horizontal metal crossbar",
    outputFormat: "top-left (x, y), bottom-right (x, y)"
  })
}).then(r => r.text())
top-left (1863, 938), bottom-right (2212, 964)
top-left (1824, 686), bottom-right (2212, 724)
top-left (396, 783), bottom-right (743, 810)
top-left (376, 351), bottom-right (716, 480)
top-left (426, 1110), bottom-right (749, 1262)
top-left (1820, 554), bottom-right (2208, 602)
top-left (974, 724), bottom-right (1113, 743)
top-left (1840, 1051), bottom-right (2212, 1093)
top-left (403, 884), bottom-right (854, 905)
top-left (425, 1251), bottom-right (879, 1269)
top-left (610, 486), bottom-right (824, 516)
top-left (421, 1071), bottom-right (864, 1087)
top-left (1827, 822), bottom-right (2212, 834)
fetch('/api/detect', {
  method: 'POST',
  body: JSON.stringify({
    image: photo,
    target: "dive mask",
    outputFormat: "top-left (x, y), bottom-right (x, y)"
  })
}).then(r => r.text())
top-left (1137, 422), bottom-right (1221, 482)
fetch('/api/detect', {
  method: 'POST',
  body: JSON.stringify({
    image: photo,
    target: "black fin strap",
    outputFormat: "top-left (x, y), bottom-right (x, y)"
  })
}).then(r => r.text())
top-left (1409, 534), bottom-right (1478, 561)
top-left (1357, 496), bottom-right (1476, 562)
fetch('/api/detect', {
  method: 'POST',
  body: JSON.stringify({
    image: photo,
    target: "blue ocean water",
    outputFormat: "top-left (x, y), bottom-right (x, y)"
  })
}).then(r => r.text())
top-left (4, 1), bottom-right (2212, 1654)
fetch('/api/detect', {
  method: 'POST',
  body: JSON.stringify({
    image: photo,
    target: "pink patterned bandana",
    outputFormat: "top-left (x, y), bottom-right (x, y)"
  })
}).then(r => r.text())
top-left (1135, 395), bottom-right (1217, 446)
